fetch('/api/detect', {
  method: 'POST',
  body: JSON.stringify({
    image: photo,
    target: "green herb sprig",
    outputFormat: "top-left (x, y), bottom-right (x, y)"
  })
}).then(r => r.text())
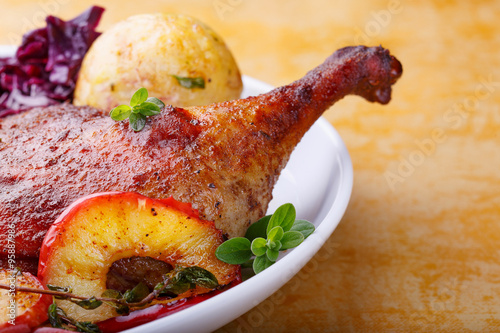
top-left (109, 87), bottom-right (165, 132)
top-left (215, 203), bottom-right (315, 274)
top-left (0, 265), bottom-right (218, 332)
top-left (48, 301), bottom-right (100, 333)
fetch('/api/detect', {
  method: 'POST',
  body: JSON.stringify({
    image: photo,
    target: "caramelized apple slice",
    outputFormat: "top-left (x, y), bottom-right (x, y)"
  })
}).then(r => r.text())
top-left (0, 269), bottom-right (52, 331)
top-left (38, 192), bottom-right (239, 323)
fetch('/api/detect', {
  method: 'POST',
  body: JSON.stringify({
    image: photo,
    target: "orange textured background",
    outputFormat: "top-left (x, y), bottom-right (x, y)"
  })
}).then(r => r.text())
top-left (1, 0), bottom-right (499, 331)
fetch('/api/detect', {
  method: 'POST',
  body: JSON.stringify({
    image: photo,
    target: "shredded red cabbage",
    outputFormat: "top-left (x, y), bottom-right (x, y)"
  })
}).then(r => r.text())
top-left (0, 6), bottom-right (104, 117)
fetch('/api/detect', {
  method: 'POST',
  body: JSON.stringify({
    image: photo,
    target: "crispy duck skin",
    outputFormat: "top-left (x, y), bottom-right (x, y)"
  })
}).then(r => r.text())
top-left (0, 46), bottom-right (402, 272)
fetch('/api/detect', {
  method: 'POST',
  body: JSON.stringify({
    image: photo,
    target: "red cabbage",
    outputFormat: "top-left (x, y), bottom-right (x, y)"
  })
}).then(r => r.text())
top-left (0, 6), bottom-right (104, 117)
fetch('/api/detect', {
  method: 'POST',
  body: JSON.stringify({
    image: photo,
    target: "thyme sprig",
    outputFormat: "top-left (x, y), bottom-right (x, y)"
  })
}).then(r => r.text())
top-left (0, 265), bottom-right (218, 331)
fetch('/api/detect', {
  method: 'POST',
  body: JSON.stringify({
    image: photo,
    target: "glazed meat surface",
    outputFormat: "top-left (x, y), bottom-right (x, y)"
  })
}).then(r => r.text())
top-left (0, 46), bottom-right (402, 272)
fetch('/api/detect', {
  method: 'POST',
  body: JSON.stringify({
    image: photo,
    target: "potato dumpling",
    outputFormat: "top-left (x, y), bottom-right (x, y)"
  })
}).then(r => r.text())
top-left (74, 13), bottom-right (242, 109)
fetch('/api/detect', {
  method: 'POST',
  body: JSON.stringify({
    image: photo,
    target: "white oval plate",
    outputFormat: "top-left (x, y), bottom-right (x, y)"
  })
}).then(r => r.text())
top-left (0, 46), bottom-right (353, 332)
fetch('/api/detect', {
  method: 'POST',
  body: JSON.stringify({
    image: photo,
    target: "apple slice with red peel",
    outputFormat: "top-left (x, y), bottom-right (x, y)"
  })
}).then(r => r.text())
top-left (38, 192), bottom-right (239, 323)
top-left (0, 269), bottom-right (52, 332)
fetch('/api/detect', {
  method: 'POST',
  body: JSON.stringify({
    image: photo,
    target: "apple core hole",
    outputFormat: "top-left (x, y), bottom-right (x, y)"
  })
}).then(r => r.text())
top-left (106, 256), bottom-right (173, 293)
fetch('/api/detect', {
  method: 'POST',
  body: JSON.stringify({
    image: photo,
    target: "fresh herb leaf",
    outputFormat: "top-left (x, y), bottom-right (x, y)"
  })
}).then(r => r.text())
top-left (178, 266), bottom-right (219, 290)
top-left (266, 247), bottom-right (280, 262)
top-left (289, 219), bottom-right (315, 239)
top-left (115, 304), bottom-right (130, 315)
top-left (101, 289), bottom-right (122, 299)
top-left (156, 266), bottom-right (218, 296)
top-left (173, 75), bottom-right (205, 89)
top-left (162, 276), bottom-right (192, 295)
top-left (134, 102), bottom-right (162, 116)
top-left (130, 87), bottom-right (148, 107)
top-left (267, 203), bottom-right (296, 234)
top-left (267, 226), bottom-right (284, 242)
top-left (253, 255), bottom-right (274, 274)
top-left (250, 237), bottom-right (267, 256)
top-left (101, 289), bottom-right (129, 314)
top-left (146, 97), bottom-right (166, 109)
top-left (245, 215), bottom-right (270, 241)
top-left (109, 105), bottom-right (132, 121)
top-left (123, 282), bottom-right (150, 303)
top-left (280, 231), bottom-right (304, 250)
top-left (215, 237), bottom-right (252, 265)
top-left (129, 112), bottom-right (147, 132)
top-left (48, 299), bottom-right (102, 332)
top-left (75, 321), bottom-right (101, 333)
top-left (267, 240), bottom-right (281, 251)
top-left (47, 284), bottom-right (72, 300)
top-left (74, 296), bottom-right (103, 310)
top-left (48, 301), bottom-right (65, 328)
top-left (47, 284), bottom-right (72, 293)
top-left (109, 88), bottom-right (165, 132)
top-left (216, 203), bottom-right (315, 275)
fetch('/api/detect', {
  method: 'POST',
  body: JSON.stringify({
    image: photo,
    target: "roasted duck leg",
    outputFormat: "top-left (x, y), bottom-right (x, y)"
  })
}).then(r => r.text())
top-left (0, 46), bottom-right (402, 273)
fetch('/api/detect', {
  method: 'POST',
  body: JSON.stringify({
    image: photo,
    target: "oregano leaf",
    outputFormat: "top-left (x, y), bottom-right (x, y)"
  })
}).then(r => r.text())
top-left (109, 105), bottom-right (132, 121)
top-left (215, 237), bottom-right (252, 264)
top-left (253, 255), bottom-right (274, 274)
top-left (289, 219), bottom-right (315, 239)
top-left (280, 231), bottom-right (304, 250)
top-left (215, 203), bottom-right (314, 275)
top-left (134, 102), bottom-right (161, 116)
top-left (251, 237), bottom-right (267, 256)
top-left (245, 215), bottom-right (270, 241)
top-left (129, 112), bottom-right (147, 132)
top-left (266, 247), bottom-right (280, 262)
top-left (267, 225), bottom-right (284, 242)
top-left (109, 88), bottom-right (165, 132)
top-left (130, 87), bottom-right (148, 106)
top-left (267, 203), bottom-right (296, 234)
top-left (146, 97), bottom-right (166, 109)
